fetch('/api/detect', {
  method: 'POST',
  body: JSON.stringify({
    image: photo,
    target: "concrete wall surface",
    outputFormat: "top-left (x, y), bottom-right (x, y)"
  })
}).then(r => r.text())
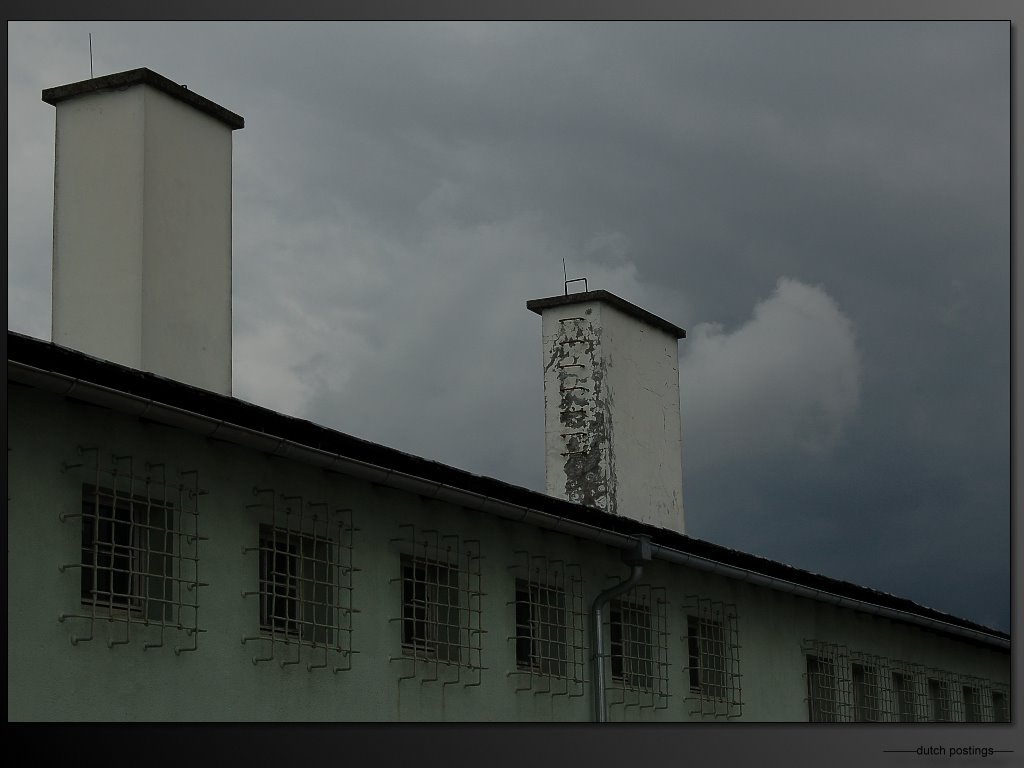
top-left (7, 385), bottom-right (1009, 721)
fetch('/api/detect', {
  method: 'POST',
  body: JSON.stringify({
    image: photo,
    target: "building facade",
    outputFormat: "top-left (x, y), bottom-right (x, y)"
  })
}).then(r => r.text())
top-left (7, 332), bottom-right (1010, 722)
top-left (5, 68), bottom-right (1010, 722)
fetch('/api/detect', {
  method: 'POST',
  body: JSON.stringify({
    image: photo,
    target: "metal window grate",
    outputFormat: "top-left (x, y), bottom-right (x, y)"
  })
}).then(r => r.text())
top-left (802, 649), bottom-right (984, 724)
top-left (605, 584), bottom-right (670, 714)
top-left (389, 525), bottom-right (485, 686)
top-left (241, 488), bottom-right (358, 672)
top-left (851, 659), bottom-right (883, 722)
top-left (507, 552), bottom-right (585, 697)
top-left (991, 686), bottom-right (1009, 723)
top-left (925, 669), bottom-right (962, 722)
top-left (888, 663), bottom-right (918, 722)
top-left (960, 677), bottom-right (993, 723)
top-left (58, 447), bottom-right (206, 652)
top-left (885, 658), bottom-right (932, 723)
top-left (401, 555), bottom-right (462, 663)
top-left (682, 597), bottom-right (742, 718)
top-left (803, 640), bottom-right (852, 722)
top-left (846, 654), bottom-right (928, 722)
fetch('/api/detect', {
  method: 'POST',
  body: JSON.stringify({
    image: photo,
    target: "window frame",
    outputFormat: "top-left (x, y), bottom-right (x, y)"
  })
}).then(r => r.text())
top-left (257, 523), bottom-right (336, 646)
top-left (851, 661), bottom-right (881, 722)
top-left (514, 578), bottom-right (569, 678)
top-left (609, 598), bottom-right (655, 691)
top-left (686, 614), bottom-right (729, 700)
top-left (80, 484), bottom-right (175, 620)
top-left (962, 684), bottom-right (982, 723)
top-left (806, 653), bottom-right (841, 722)
top-left (891, 669), bottom-right (917, 723)
top-left (400, 553), bottom-right (463, 664)
top-left (926, 676), bottom-right (956, 722)
top-left (991, 689), bottom-right (1009, 723)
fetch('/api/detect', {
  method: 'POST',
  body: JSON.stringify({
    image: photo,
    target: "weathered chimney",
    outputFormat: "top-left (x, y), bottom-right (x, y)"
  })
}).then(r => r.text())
top-left (43, 68), bottom-right (244, 395)
top-left (527, 290), bottom-right (686, 533)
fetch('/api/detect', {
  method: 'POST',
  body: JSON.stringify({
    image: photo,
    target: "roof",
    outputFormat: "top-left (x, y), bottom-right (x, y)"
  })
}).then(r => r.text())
top-left (6, 330), bottom-right (1007, 648)
top-left (527, 290), bottom-right (686, 339)
top-left (42, 68), bottom-right (244, 130)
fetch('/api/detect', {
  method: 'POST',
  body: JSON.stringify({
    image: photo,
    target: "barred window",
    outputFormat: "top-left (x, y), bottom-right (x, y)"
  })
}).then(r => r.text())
top-left (804, 641), bottom-right (851, 722)
top-left (891, 670), bottom-right (917, 723)
top-left (260, 527), bottom-right (297, 635)
top-left (507, 553), bottom-right (585, 696)
top-left (80, 485), bottom-right (173, 618)
top-left (681, 596), bottom-right (742, 720)
top-left (991, 689), bottom-right (1009, 723)
top-left (806, 655), bottom-right (839, 722)
top-left (389, 526), bottom-right (483, 685)
top-left (258, 524), bottom-right (335, 645)
top-left (603, 584), bottom-right (669, 715)
top-left (962, 684), bottom-right (982, 723)
top-left (241, 490), bottom-right (356, 671)
top-left (927, 676), bottom-right (955, 722)
top-left (515, 579), bottom-right (567, 677)
top-left (60, 447), bottom-right (204, 652)
top-left (687, 615), bottom-right (727, 698)
top-left (610, 599), bottom-right (654, 690)
top-left (401, 554), bottom-right (462, 663)
top-left (851, 662), bottom-right (881, 722)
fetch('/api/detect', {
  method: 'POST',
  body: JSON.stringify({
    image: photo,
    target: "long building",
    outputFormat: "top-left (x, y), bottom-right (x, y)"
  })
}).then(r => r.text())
top-left (6, 68), bottom-right (1010, 722)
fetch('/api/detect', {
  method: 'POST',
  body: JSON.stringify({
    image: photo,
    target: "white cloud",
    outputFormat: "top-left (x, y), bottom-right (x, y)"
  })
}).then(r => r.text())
top-left (681, 277), bottom-right (862, 470)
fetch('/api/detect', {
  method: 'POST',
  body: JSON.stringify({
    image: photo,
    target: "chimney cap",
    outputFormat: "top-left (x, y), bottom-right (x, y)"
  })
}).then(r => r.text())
top-left (527, 289), bottom-right (686, 339)
top-left (42, 67), bottom-right (244, 130)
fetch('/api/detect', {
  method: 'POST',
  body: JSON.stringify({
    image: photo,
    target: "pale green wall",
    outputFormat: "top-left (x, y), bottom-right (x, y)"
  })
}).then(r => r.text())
top-left (7, 384), bottom-right (1009, 721)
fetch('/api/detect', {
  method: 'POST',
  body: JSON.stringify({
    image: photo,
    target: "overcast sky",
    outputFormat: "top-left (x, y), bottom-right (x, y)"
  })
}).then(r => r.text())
top-left (7, 21), bottom-right (1011, 633)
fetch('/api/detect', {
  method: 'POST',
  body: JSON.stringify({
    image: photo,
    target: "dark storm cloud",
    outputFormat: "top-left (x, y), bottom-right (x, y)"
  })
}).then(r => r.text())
top-left (6, 21), bottom-right (1009, 631)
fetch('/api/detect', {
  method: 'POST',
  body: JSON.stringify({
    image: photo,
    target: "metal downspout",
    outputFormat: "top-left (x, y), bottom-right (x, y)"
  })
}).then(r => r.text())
top-left (591, 535), bottom-right (652, 722)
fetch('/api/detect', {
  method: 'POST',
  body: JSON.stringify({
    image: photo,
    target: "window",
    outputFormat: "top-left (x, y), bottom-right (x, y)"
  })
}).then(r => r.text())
top-left (242, 491), bottom-right (355, 670)
top-left (390, 526), bottom-right (483, 683)
top-left (81, 484), bottom-right (174, 621)
top-left (401, 555), bottom-right (462, 663)
top-left (603, 585), bottom-right (669, 714)
top-left (892, 670), bottom-right (916, 722)
top-left (803, 641), bottom-right (857, 722)
top-left (60, 448), bottom-right (204, 651)
top-left (507, 553), bottom-right (585, 695)
top-left (610, 599), bottom-right (654, 690)
top-left (806, 654), bottom-right (840, 722)
top-left (61, 448), bottom-right (204, 651)
top-left (515, 579), bottom-right (567, 677)
top-left (851, 663), bottom-right (881, 722)
top-left (687, 615), bottom-right (727, 699)
top-left (259, 528), bottom-right (297, 635)
top-left (682, 598), bottom-right (741, 718)
top-left (258, 524), bottom-right (334, 645)
top-left (962, 685), bottom-right (982, 723)
top-left (991, 690), bottom-right (1008, 723)
top-left (927, 677), bottom-right (953, 722)
top-left (81, 487), bottom-right (138, 611)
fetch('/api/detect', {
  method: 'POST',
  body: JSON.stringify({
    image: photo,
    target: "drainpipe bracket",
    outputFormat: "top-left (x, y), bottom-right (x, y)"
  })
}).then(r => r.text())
top-left (623, 534), bottom-right (652, 565)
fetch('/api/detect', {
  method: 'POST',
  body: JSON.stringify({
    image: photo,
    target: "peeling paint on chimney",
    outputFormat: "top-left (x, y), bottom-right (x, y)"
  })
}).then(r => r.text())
top-left (528, 291), bottom-right (686, 533)
top-left (545, 313), bottom-right (616, 514)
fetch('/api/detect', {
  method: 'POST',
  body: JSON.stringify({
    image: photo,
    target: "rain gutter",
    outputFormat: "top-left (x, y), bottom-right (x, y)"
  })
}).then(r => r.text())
top-left (8, 360), bottom-right (1010, 653)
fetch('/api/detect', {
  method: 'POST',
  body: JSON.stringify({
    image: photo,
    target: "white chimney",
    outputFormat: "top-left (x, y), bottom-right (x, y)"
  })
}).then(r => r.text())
top-left (527, 290), bottom-right (686, 533)
top-left (43, 68), bottom-right (244, 395)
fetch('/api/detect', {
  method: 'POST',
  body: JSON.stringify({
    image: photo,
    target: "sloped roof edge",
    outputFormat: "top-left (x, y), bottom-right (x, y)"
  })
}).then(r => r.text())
top-left (6, 330), bottom-right (1008, 648)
